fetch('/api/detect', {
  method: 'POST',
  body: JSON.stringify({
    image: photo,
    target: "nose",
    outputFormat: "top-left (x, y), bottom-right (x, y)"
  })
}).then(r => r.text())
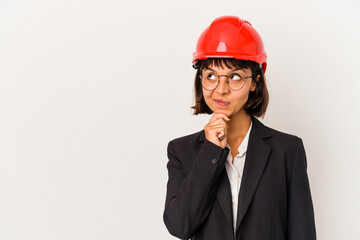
top-left (215, 76), bottom-right (230, 94)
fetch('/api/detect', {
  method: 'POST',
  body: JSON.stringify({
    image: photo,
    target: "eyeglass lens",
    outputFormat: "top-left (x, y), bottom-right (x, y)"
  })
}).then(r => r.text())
top-left (201, 72), bottom-right (246, 91)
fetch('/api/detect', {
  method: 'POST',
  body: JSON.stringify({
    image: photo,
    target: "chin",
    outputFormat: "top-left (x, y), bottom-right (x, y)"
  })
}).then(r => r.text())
top-left (212, 107), bottom-right (231, 115)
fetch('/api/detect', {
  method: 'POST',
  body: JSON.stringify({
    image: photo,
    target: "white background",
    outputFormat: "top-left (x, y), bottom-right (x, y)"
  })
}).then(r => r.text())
top-left (1, 0), bottom-right (359, 239)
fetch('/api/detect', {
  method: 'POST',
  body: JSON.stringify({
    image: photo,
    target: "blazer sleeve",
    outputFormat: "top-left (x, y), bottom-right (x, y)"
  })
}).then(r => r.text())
top-left (163, 138), bottom-right (230, 239)
top-left (287, 137), bottom-right (317, 240)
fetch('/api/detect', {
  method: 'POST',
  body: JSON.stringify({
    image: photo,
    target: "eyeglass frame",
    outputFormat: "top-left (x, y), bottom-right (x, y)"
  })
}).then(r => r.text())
top-left (199, 72), bottom-right (253, 91)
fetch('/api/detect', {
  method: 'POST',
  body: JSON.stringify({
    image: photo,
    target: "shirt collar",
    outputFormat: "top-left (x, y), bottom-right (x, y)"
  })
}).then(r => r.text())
top-left (225, 119), bottom-right (253, 157)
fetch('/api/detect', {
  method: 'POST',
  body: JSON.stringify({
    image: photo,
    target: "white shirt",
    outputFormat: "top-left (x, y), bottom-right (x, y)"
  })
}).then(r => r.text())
top-left (224, 120), bottom-right (252, 235)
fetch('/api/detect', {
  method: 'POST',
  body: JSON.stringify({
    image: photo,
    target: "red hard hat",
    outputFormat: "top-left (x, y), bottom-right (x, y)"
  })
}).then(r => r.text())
top-left (192, 15), bottom-right (267, 73)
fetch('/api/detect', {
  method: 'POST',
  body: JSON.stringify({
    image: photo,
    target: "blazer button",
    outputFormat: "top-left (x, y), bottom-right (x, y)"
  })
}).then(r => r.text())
top-left (211, 158), bottom-right (217, 164)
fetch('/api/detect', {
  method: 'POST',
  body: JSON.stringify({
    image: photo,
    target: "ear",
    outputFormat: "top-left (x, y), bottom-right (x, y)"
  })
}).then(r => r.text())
top-left (250, 75), bottom-right (260, 91)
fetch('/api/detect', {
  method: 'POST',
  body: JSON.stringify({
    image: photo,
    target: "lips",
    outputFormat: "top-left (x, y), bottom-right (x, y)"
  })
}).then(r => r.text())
top-left (214, 99), bottom-right (229, 104)
top-left (214, 99), bottom-right (229, 107)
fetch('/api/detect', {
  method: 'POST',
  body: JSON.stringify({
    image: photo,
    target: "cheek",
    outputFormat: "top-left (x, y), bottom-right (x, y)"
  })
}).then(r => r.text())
top-left (233, 91), bottom-right (251, 104)
top-left (202, 91), bottom-right (210, 106)
top-left (202, 90), bottom-right (211, 101)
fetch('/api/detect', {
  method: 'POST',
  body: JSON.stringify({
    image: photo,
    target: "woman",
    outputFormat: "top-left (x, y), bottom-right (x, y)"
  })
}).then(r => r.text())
top-left (163, 15), bottom-right (316, 240)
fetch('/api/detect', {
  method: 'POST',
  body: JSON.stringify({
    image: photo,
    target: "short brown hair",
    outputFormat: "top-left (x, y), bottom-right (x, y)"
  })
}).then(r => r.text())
top-left (191, 58), bottom-right (269, 119)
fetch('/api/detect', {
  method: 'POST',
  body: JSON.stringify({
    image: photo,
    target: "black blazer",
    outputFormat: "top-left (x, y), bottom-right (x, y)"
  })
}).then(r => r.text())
top-left (163, 115), bottom-right (316, 240)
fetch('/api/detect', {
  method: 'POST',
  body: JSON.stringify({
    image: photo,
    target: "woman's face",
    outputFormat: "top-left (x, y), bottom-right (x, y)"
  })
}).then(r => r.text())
top-left (201, 63), bottom-right (258, 118)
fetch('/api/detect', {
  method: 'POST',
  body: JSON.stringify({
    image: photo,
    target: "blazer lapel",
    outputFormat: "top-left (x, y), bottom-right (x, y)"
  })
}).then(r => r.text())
top-left (235, 115), bottom-right (272, 232)
top-left (216, 169), bottom-right (234, 229)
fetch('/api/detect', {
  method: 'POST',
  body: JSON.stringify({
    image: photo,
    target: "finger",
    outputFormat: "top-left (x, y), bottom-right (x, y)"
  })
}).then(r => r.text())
top-left (218, 131), bottom-right (224, 139)
top-left (209, 115), bottom-right (230, 125)
top-left (208, 116), bottom-right (229, 126)
top-left (216, 112), bottom-right (231, 121)
top-left (207, 120), bottom-right (227, 127)
top-left (217, 123), bottom-right (227, 136)
top-left (209, 113), bottom-right (230, 124)
top-left (209, 125), bottom-right (227, 136)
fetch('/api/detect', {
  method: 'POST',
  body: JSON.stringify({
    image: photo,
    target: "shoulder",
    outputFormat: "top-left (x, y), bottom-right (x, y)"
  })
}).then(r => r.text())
top-left (257, 120), bottom-right (307, 178)
top-left (166, 129), bottom-right (205, 158)
top-left (252, 116), bottom-right (301, 143)
top-left (258, 120), bottom-right (303, 155)
top-left (261, 122), bottom-right (306, 170)
top-left (168, 129), bottom-right (203, 147)
top-left (266, 125), bottom-right (300, 142)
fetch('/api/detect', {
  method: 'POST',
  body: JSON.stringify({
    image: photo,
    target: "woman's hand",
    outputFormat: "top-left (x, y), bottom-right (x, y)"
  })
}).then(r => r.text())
top-left (204, 113), bottom-right (230, 149)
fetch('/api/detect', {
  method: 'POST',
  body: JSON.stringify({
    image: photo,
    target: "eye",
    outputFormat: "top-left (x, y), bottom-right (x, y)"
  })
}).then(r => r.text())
top-left (206, 73), bottom-right (216, 80)
top-left (230, 73), bottom-right (242, 80)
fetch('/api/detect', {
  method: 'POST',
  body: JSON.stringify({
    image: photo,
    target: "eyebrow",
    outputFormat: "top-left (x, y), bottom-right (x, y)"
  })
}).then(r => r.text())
top-left (203, 67), bottom-right (246, 73)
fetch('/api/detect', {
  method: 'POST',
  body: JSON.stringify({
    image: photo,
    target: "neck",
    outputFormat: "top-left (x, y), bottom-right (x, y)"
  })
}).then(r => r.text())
top-left (227, 110), bottom-right (252, 142)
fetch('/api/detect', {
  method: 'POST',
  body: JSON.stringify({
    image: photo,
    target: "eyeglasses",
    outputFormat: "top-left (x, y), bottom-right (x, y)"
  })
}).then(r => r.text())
top-left (200, 72), bottom-right (253, 91)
